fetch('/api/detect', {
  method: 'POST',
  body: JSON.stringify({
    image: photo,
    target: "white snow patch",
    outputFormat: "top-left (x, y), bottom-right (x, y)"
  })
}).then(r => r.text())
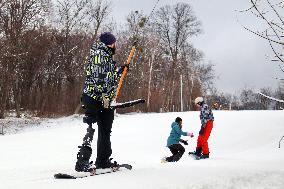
top-left (0, 111), bottom-right (283, 189)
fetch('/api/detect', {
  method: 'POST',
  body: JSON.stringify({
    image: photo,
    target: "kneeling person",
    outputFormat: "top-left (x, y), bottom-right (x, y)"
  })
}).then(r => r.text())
top-left (163, 117), bottom-right (194, 162)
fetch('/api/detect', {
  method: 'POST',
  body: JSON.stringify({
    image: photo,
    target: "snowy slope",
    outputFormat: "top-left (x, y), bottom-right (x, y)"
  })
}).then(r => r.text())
top-left (0, 111), bottom-right (284, 189)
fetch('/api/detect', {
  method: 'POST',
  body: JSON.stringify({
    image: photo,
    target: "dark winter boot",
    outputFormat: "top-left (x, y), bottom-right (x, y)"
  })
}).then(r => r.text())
top-left (75, 145), bottom-right (93, 172)
top-left (189, 147), bottom-right (202, 157)
top-left (200, 154), bottom-right (209, 159)
top-left (95, 158), bottom-right (118, 169)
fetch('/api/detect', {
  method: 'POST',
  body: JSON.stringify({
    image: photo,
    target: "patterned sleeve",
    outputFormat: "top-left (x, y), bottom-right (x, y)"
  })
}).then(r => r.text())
top-left (173, 124), bottom-right (187, 136)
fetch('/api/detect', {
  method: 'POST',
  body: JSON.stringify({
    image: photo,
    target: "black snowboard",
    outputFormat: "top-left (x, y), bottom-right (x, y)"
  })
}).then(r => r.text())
top-left (54, 164), bottom-right (132, 179)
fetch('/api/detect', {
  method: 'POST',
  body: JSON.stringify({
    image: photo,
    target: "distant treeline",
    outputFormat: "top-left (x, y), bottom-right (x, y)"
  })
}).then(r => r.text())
top-left (1, 1), bottom-right (281, 118)
top-left (0, 0), bottom-right (216, 118)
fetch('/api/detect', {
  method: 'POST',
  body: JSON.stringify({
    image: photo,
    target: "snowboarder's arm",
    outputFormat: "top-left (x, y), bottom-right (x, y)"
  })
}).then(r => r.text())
top-left (173, 124), bottom-right (189, 136)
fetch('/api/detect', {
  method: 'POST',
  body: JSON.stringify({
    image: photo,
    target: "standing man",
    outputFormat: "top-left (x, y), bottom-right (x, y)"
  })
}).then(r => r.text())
top-left (190, 97), bottom-right (214, 159)
top-left (75, 32), bottom-right (126, 172)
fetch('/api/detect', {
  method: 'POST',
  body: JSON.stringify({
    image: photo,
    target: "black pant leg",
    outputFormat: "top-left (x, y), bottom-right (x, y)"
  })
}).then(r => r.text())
top-left (167, 144), bottom-right (185, 162)
top-left (95, 108), bottom-right (114, 166)
top-left (172, 144), bottom-right (185, 162)
top-left (166, 145), bottom-right (179, 162)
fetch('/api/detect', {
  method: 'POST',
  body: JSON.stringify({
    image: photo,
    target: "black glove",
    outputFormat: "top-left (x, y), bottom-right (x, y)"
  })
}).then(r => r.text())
top-left (199, 127), bottom-right (204, 135)
top-left (121, 64), bottom-right (129, 71)
top-left (180, 139), bottom-right (188, 145)
top-left (117, 64), bottom-right (129, 75)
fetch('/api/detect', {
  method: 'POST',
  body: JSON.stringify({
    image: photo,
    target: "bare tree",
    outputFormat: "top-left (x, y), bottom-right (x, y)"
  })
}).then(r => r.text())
top-left (259, 87), bottom-right (275, 109)
top-left (179, 43), bottom-right (203, 110)
top-left (89, 0), bottom-right (111, 40)
top-left (0, 0), bottom-right (50, 118)
top-left (115, 9), bottom-right (212, 113)
top-left (240, 88), bottom-right (264, 110)
top-left (114, 11), bottom-right (155, 112)
top-left (241, 0), bottom-right (283, 63)
top-left (0, 1), bottom-right (215, 117)
top-left (53, 0), bottom-right (91, 113)
top-left (241, 0), bottom-right (284, 104)
top-left (153, 2), bottom-right (202, 111)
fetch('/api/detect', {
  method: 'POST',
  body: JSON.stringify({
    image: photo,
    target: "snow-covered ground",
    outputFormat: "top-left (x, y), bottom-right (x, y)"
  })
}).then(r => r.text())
top-left (0, 110), bottom-right (284, 189)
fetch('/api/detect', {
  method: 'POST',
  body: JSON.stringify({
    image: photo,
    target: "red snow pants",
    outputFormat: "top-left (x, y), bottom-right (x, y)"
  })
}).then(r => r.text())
top-left (196, 120), bottom-right (213, 155)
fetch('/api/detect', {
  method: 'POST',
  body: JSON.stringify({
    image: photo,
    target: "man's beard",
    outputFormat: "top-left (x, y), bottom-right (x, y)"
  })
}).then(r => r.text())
top-left (110, 46), bottom-right (116, 55)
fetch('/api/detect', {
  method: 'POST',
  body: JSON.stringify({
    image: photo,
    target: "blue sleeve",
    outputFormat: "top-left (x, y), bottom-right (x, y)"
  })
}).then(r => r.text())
top-left (173, 124), bottom-right (187, 136)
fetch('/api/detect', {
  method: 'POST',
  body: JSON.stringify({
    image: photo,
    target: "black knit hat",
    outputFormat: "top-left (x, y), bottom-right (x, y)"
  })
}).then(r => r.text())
top-left (99, 32), bottom-right (116, 45)
top-left (175, 117), bottom-right (182, 123)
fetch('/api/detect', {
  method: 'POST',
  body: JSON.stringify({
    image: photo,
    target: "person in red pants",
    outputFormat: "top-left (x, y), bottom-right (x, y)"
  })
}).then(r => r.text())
top-left (190, 97), bottom-right (214, 159)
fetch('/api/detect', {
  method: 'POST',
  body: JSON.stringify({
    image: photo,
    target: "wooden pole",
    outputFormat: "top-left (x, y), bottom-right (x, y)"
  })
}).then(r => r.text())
top-left (115, 46), bottom-right (136, 99)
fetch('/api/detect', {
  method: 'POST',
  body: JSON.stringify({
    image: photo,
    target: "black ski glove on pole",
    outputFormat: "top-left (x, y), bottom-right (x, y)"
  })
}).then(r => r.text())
top-left (118, 64), bottom-right (129, 75)
top-left (121, 64), bottom-right (129, 71)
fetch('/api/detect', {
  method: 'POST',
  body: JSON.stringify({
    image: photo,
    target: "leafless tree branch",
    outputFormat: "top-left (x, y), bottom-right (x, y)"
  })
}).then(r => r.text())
top-left (266, 0), bottom-right (284, 25)
top-left (250, 0), bottom-right (281, 40)
top-left (266, 30), bottom-right (284, 63)
top-left (243, 25), bottom-right (284, 45)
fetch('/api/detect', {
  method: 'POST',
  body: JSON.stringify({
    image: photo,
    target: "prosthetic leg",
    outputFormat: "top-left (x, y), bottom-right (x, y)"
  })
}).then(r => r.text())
top-left (75, 116), bottom-right (96, 172)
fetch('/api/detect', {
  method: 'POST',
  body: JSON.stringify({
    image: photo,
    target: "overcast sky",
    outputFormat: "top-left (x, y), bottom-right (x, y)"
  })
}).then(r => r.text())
top-left (111, 0), bottom-right (282, 94)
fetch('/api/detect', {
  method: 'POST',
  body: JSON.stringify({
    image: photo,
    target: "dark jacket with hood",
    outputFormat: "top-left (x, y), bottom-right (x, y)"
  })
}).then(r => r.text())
top-left (83, 42), bottom-right (121, 101)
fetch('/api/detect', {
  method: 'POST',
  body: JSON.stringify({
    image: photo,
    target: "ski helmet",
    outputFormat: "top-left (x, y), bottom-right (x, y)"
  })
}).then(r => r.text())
top-left (194, 97), bottom-right (204, 105)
